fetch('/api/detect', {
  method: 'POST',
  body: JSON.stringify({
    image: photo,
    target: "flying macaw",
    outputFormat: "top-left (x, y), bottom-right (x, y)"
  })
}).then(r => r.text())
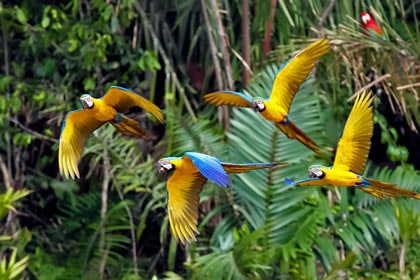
top-left (285, 91), bottom-right (420, 200)
top-left (157, 152), bottom-right (286, 244)
top-left (59, 86), bottom-right (164, 179)
top-left (204, 39), bottom-right (330, 154)
top-left (360, 11), bottom-right (385, 40)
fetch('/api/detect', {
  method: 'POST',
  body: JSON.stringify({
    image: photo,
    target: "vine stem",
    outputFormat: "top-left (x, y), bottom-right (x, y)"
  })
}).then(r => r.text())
top-left (1, 9), bottom-right (12, 189)
top-left (399, 243), bottom-right (406, 280)
top-left (99, 145), bottom-right (110, 280)
top-left (114, 175), bottom-right (139, 275)
top-left (133, 3), bottom-right (196, 121)
top-left (200, 0), bottom-right (230, 129)
top-left (241, 0), bottom-right (250, 86)
top-left (209, 0), bottom-right (233, 129)
top-left (318, 0), bottom-right (337, 32)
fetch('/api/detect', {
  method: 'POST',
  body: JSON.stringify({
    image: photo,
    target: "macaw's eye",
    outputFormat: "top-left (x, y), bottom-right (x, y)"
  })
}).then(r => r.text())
top-left (309, 168), bottom-right (324, 179)
top-left (157, 160), bottom-right (174, 174)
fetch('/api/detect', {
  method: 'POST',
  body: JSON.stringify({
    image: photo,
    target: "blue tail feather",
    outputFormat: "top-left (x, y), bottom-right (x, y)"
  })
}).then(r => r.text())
top-left (285, 178), bottom-right (295, 185)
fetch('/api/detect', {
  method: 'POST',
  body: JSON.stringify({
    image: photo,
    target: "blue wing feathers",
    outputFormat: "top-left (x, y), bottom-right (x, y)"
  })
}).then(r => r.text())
top-left (161, 156), bottom-right (181, 161)
top-left (185, 152), bottom-right (231, 187)
top-left (276, 57), bottom-right (292, 75)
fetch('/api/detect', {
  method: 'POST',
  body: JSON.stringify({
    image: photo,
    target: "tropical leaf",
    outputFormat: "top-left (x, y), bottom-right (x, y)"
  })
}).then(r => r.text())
top-left (191, 225), bottom-right (273, 280)
top-left (331, 165), bottom-right (420, 266)
top-left (0, 248), bottom-right (29, 280)
top-left (187, 63), bottom-right (332, 278)
top-left (0, 189), bottom-right (32, 221)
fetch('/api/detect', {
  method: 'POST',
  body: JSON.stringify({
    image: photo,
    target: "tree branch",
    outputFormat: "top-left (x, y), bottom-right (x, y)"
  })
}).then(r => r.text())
top-left (208, 0), bottom-right (234, 129)
top-left (263, 0), bottom-right (277, 55)
top-left (1, 13), bottom-right (12, 188)
top-left (133, 3), bottom-right (196, 121)
top-left (347, 74), bottom-right (391, 101)
top-left (318, 0), bottom-right (337, 33)
top-left (200, 0), bottom-right (230, 129)
top-left (9, 118), bottom-right (58, 143)
top-left (241, 0), bottom-right (250, 86)
top-left (0, 156), bottom-right (12, 189)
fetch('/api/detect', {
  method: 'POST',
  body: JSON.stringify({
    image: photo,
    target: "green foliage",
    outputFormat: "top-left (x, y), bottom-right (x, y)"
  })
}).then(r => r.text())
top-left (1, 0), bottom-right (420, 279)
top-left (0, 248), bottom-right (29, 280)
top-left (375, 113), bottom-right (409, 163)
top-left (178, 65), bottom-right (329, 278)
top-left (0, 189), bottom-right (31, 221)
top-left (191, 225), bottom-right (273, 280)
top-left (0, 189), bottom-right (31, 280)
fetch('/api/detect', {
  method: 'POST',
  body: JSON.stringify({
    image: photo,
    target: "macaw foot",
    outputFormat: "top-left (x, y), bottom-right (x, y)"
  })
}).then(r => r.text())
top-left (279, 117), bottom-right (290, 125)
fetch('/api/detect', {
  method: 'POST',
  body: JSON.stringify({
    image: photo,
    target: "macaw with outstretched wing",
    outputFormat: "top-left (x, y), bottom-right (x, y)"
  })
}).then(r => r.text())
top-left (286, 91), bottom-right (420, 200)
top-left (157, 152), bottom-right (287, 244)
top-left (204, 39), bottom-right (330, 154)
top-left (59, 86), bottom-right (164, 179)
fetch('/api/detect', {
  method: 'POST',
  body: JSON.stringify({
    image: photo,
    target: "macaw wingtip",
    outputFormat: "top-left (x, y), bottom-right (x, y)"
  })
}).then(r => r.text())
top-left (222, 183), bottom-right (231, 188)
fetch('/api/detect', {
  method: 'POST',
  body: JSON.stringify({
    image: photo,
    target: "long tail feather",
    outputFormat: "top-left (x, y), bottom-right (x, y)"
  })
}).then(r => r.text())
top-left (221, 162), bottom-right (287, 174)
top-left (276, 120), bottom-right (320, 155)
top-left (112, 115), bottom-right (150, 140)
top-left (361, 178), bottom-right (420, 199)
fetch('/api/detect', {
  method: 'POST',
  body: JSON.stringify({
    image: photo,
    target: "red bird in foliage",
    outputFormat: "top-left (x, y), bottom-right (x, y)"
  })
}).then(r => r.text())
top-left (360, 11), bottom-right (385, 40)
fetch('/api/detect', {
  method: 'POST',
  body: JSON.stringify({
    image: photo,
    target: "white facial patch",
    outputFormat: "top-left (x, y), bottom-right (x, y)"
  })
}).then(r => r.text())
top-left (158, 160), bottom-right (173, 173)
top-left (80, 95), bottom-right (94, 108)
top-left (309, 168), bottom-right (323, 178)
top-left (361, 14), bottom-right (370, 25)
top-left (252, 100), bottom-right (265, 112)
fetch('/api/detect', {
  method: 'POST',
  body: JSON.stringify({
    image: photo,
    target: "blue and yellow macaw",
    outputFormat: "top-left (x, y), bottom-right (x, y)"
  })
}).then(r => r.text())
top-left (286, 91), bottom-right (420, 200)
top-left (204, 39), bottom-right (330, 154)
top-left (157, 152), bottom-right (286, 244)
top-left (59, 86), bottom-right (164, 179)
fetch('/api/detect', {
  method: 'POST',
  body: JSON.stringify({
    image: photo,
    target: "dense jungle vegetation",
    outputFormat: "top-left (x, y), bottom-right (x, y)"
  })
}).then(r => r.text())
top-left (1, 0), bottom-right (420, 279)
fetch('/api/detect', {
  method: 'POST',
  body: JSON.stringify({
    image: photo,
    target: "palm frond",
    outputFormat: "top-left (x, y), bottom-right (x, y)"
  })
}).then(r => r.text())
top-left (194, 63), bottom-right (330, 278)
top-left (332, 165), bottom-right (420, 265)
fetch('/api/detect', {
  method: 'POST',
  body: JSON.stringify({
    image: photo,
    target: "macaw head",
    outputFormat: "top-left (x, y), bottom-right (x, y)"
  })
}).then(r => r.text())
top-left (252, 99), bottom-right (265, 112)
top-left (80, 94), bottom-right (94, 109)
top-left (360, 12), bottom-right (377, 27)
top-left (308, 164), bottom-right (327, 179)
top-left (157, 159), bottom-right (175, 174)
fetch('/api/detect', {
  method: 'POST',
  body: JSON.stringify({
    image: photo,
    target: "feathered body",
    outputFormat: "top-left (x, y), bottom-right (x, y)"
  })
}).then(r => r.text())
top-left (204, 39), bottom-right (330, 154)
top-left (360, 11), bottom-right (385, 40)
top-left (59, 86), bottom-right (164, 179)
top-left (157, 152), bottom-right (287, 244)
top-left (286, 92), bottom-right (420, 200)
